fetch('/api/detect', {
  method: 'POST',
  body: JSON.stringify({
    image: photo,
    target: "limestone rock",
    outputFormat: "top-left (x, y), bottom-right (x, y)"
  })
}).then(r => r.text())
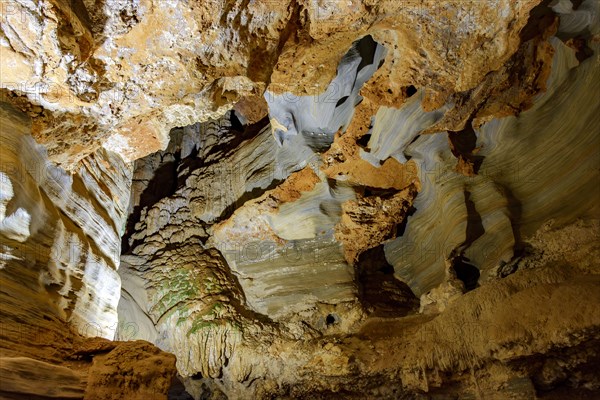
top-left (118, 246), bottom-right (251, 379)
top-left (0, 337), bottom-right (177, 400)
top-left (0, 357), bottom-right (85, 399)
top-left (382, 37), bottom-right (600, 296)
top-left (335, 185), bottom-right (418, 264)
top-left (82, 339), bottom-right (177, 400)
top-left (2, 0), bottom-right (600, 399)
top-left (1, 0), bottom-right (543, 168)
top-left (1, 101), bottom-right (131, 341)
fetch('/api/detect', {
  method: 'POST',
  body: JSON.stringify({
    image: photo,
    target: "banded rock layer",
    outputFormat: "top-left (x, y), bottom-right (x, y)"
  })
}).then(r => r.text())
top-left (1, 0), bottom-right (542, 166)
top-left (0, 0), bottom-right (599, 399)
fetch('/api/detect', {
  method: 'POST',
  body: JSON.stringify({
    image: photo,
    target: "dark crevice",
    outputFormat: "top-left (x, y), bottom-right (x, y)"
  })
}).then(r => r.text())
top-left (452, 257), bottom-right (480, 292)
top-left (402, 135), bottom-right (423, 161)
top-left (520, 0), bottom-right (555, 42)
top-left (447, 190), bottom-right (483, 291)
top-left (121, 153), bottom-right (180, 254)
top-left (301, 131), bottom-right (338, 153)
top-left (405, 85), bottom-right (417, 97)
top-left (230, 110), bottom-right (245, 131)
top-left (335, 95), bottom-right (350, 108)
top-left (355, 245), bottom-right (419, 317)
top-left (448, 123), bottom-right (484, 176)
top-left (356, 133), bottom-right (371, 149)
top-left (355, 35), bottom-right (378, 73)
top-left (190, 372), bottom-right (203, 380)
top-left (395, 205), bottom-right (417, 238)
top-left (325, 314), bottom-right (337, 326)
top-left (360, 186), bottom-right (399, 199)
top-left (463, 190), bottom-right (485, 249)
top-left (496, 183), bottom-right (525, 247)
top-left (571, 38), bottom-right (594, 63)
top-left (168, 375), bottom-right (195, 400)
top-left (448, 126), bottom-right (479, 157)
top-left (494, 182), bottom-right (528, 278)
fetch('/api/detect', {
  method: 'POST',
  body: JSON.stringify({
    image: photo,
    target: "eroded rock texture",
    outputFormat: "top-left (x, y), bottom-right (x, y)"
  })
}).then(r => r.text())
top-left (0, 103), bottom-right (177, 398)
top-left (0, 101), bottom-right (128, 341)
top-left (1, 0), bottom-right (546, 168)
top-left (1, 0), bottom-right (600, 398)
top-left (0, 338), bottom-right (177, 400)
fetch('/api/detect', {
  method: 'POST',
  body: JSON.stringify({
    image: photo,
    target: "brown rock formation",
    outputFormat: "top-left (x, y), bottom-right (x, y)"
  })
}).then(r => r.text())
top-left (2, 0), bottom-right (600, 398)
top-left (335, 185), bottom-right (418, 264)
top-left (80, 339), bottom-right (177, 400)
top-left (0, 339), bottom-right (177, 400)
top-left (421, 3), bottom-right (560, 134)
top-left (1, 0), bottom-right (543, 167)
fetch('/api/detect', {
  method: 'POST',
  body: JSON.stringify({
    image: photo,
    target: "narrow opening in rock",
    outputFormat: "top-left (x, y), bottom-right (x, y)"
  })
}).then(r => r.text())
top-left (325, 314), bottom-right (336, 326)
top-left (335, 95), bottom-right (350, 108)
top-left (191, 372), bottom-right (203, 380)
top-left (406, 85), bottom-right (417, 97)
top-left (356, 133), bottom-right (371, 149)
top-left (230, 110), bottom-right (245, 130)
top-left (355, 35), bottom-right (378, 72)
top-left (453, 259), bottom-right (480, 292)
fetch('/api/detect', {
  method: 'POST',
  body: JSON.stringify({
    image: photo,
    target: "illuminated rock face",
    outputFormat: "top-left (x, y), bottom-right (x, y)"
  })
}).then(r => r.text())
top-left (382, 37), bottom-right (600, 297)
top-left (0, 101), bottom-right (129, 340)
top-left (0, 103), bottom-right (177, 399)
top-left (1, 0), bottom-right (600, 399)
top-left (0, 0), bottom-right (543, 167)
top-left (115, 31), bottom-right (600, 398)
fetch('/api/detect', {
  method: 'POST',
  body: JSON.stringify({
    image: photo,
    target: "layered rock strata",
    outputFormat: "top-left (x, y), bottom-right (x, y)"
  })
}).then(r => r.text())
top-left (0, 102), bottom-right (176, 399)
top-left (1, 0), bottom-right (543, 167)
top-left (1, 0), bottom-right (599, 398)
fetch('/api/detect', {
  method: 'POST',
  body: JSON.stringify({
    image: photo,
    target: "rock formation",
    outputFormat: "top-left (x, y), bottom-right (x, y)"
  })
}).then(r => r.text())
top-left (1, 0), bottom-right (599, 398)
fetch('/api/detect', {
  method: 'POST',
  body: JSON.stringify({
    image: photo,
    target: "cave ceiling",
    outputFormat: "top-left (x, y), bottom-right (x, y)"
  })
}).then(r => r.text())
top-left (0, 0), bottom-right (599, 399)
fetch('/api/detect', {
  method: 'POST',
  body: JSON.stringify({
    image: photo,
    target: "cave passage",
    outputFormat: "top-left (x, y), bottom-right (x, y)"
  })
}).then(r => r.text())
top-left (453, 258), bottom-right (480, 292)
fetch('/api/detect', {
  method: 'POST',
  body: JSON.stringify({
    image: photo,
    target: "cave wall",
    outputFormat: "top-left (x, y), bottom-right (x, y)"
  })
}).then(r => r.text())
top-left (0, 0), bottom-right (599, 399)
top-left (0, 101), bottom-right (130, 341)
top-left (0, 102), bottom-right (177, 399)
top-left (115, 28), bottom-right (600, 400)
top-left (1, 0), bottom-right (543, 167)
top-left (383, 37), bottom-right (600, 297)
